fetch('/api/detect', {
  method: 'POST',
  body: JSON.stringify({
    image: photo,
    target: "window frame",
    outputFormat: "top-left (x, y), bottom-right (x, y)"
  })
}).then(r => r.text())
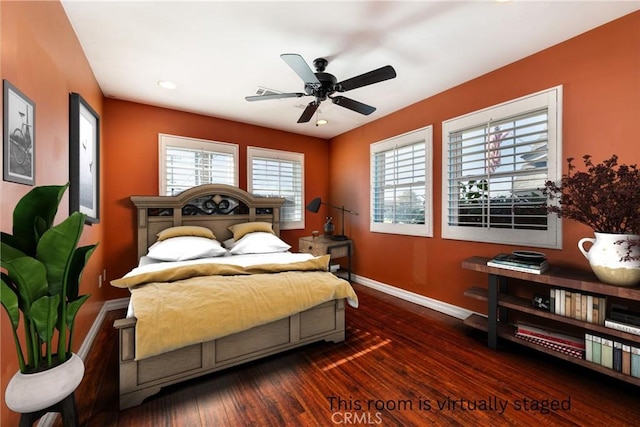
top-left (158, 133), bottom-right (239, 195)
top-left (247, 146), bottom-right (305, 230)
top-left (441, 86), bottom-right (563, 249)
top-left (370, 125), bottom-right (433, 237)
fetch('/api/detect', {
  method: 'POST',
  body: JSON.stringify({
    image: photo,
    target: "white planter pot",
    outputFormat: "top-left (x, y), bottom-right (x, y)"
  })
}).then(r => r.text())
top-left (5, 353), bottom-right (84, 414)
top-left (578, 232), bottom-right (640, 287)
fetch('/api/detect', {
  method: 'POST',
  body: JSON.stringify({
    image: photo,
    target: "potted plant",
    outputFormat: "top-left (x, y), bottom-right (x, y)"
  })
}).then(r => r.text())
top-left (544, 155), bottom-right (640, 286)
top-left (1, 183), bottom-right (97, 414)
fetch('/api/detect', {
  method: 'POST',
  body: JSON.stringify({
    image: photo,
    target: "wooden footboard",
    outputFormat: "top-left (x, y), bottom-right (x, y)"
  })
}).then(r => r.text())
top-left (114, 299), bottom-right (346, 410)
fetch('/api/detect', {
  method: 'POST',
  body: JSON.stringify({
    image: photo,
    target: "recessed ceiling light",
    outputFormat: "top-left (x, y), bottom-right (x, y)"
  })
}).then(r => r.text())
top-left (157, 80), bottom-right (177, 90)
top-left (316, 119), bottom-right (328, 126)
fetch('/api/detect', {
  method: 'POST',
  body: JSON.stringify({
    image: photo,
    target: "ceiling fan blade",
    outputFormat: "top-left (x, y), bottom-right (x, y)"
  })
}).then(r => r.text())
top-left (281, 54), bottom-right (320, 85)
top-left (245, 93), bottom-right (305, 101)
top-left (331, 96), bottom-right (376, 115)
top-left (297, 101), bottom-right (320, 123)
top-left (336, 65), bottom-right (396, 92)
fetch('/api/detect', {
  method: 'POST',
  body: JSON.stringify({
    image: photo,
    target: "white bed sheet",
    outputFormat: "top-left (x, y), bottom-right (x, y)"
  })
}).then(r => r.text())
top-left (125, 252), bottom-right (315, 318)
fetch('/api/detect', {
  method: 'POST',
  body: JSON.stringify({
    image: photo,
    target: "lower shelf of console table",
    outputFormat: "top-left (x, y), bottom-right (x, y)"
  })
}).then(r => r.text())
top-left (462, 256), bottom-right (640, 387)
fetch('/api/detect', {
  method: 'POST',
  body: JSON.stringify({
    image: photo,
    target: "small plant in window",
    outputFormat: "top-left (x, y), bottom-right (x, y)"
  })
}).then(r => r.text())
top-left (543, 154), bottom-right (640, 261)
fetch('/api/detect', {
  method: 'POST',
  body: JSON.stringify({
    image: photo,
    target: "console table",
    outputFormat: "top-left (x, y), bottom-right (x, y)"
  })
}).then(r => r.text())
top-left (462, 256), bottom-right (640, 386)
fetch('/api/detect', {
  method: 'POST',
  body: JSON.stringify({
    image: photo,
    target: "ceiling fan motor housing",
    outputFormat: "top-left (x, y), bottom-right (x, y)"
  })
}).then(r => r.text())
top-left (307, 72), bottom-right (337, 101)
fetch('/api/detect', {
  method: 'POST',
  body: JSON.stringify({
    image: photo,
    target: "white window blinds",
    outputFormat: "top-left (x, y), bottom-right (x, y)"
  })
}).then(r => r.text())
top-left (442, 86), bottom-right (562, 248)
top-left (159, 134), bottom-right (238, 196)
top-left (446, 108), bottom-right (549, 230)
top-left (370, 126), bottom-right (433, 237)
top-left (248, 147), bottom-right (304, 229)
top-left (372, 142), bottom-right (426, 224)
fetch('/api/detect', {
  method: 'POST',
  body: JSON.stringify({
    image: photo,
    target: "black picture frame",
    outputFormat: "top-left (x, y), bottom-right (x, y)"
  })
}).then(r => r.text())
top-left (70, 92), bottom-right (100, 224)
top-left (3, 80), bottom-right (36, 186)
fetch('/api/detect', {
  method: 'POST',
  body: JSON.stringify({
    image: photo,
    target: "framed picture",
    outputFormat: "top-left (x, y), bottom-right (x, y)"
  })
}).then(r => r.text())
top-left (70, 92), bottom-right (100, 224)
top-left (3, 80), bottom-right (35, 185)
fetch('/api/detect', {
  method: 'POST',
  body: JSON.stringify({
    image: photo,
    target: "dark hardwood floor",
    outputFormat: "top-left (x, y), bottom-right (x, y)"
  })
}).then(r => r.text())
top-left (58, 284), bottom-right (639, 426)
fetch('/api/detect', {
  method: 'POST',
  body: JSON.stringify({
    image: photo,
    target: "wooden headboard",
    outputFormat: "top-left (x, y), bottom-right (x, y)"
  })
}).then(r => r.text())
top-left (130, 184), bottom-right (286, 259)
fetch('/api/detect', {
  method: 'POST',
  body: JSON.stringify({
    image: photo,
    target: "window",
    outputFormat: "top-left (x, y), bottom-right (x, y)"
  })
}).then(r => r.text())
top-left (248, 147), bottom-right (304, 230)
top-left (370, 125), bottom-right (433, 237)
top-left (442, 86), bottom-right (562, 248)
top-left (159, 134), bottom-right (238, 195)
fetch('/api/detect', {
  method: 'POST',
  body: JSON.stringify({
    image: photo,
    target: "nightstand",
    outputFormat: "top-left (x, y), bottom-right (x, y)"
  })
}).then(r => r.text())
top-left (299, 236), bottom-right (352, 282)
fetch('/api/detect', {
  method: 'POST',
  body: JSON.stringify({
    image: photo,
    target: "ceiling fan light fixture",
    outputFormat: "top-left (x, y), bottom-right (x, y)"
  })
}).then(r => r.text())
top-left (157, 80), bottom-right (177, 90)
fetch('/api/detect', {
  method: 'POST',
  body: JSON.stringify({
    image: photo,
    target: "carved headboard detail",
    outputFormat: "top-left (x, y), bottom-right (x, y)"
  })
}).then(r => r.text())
top-left (130, 184), bottom-right (285, 259)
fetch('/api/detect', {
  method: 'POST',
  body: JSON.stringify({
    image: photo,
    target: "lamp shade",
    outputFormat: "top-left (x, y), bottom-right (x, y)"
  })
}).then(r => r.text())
top-left (306, 197), bottom-right (322, 213)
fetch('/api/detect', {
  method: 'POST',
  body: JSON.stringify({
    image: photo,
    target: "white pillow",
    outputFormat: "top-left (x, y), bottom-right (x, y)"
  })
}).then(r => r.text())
top-left (147, 236), bottom-right (227, 261)
top-left (228, 232), bottom-right (291, 255)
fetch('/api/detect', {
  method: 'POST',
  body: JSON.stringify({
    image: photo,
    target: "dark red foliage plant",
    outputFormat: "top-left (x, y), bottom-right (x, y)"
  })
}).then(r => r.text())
top-left (544, 155), bottom-right (640, 261)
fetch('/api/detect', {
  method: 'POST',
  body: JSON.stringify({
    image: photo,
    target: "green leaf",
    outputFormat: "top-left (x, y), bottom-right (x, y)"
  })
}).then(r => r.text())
top-left (31, 295), bottom-right (59, 343)
top-left (66, 294), bottom-right (90, 326)
top-left (0, 279), bottom-right (20, 330)
top-left (1, 275), bottom-right (27, 372)
top-left (11, 184), bottom-right (68, 256)
top-left (37, 212), bottom-right (86, 297)
top-left (66, 244), bottom-right (98, 301)
top-left (1, 257), bottom-right (48, 315)
top-left (0, 240), bottom-right (28, 263)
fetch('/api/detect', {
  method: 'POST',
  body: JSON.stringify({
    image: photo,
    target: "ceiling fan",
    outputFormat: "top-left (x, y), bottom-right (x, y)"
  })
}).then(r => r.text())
top-left (245, 54), bottom-right (397, 123)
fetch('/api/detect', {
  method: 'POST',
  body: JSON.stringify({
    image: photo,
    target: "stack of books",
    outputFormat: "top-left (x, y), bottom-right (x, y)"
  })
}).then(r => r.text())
top-left (585, 333), bottom-right (640, 377)
top-left (605, 305), bottom-right (640, 336)
top-left (515, 322), bottom-right (584, 359)
top-left (550, 289), bottom-right (607, 325)
top-left (487, 253), bottom-right (549, 274)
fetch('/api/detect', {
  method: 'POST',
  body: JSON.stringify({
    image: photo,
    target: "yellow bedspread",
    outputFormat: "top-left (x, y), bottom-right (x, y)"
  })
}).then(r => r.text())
top-left (112, 255), bottom-right (358, 360)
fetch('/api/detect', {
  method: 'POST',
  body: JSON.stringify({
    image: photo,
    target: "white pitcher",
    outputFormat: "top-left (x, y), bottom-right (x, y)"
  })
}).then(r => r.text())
top-left (578, 232), bottom-right (640, 287)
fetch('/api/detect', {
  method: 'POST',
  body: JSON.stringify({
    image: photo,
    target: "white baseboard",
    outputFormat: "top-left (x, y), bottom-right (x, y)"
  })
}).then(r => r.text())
top-left (38, 297), bottom-right (130, 427)
top-left (352, 273), bottom-right (475, 320)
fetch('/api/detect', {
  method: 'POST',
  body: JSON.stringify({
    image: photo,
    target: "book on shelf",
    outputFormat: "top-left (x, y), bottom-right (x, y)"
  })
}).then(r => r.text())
top-left (516, 322), bottom-right (585, 350)
top-left (613, 341), bottom-right (623, 372)
top-left (622, 344), bottom-right (632, 375)
top-left (514, 333), bottom-right (584, 358)
top-left (550, 288), bottom-right (606, 325)
top-left (585, 332), bottom-right (640, 376)
top-left (488, 253), bottom-right (548, 267)
top-left (609, 304), bottom-right (640, 327)
top-left (604, 319), bottom-right (640, 336)
top-left (601, 339), bottom-right (614, 369)
top-left (565, 291), bottom-right (572, 318)
top-left (591, 336), bottom-right (601, 364)
top-left (487, 253), bottom-right (549, 274)
top-left (631, 347), bottom-right (640, 378)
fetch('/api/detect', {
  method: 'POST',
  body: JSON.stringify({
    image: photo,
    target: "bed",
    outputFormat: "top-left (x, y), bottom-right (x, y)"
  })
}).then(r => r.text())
top-left (112, 184), bottom-right (357, 410)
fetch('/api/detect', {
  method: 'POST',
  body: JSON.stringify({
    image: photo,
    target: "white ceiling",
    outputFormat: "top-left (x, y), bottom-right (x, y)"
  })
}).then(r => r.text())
top-left (61, 1), bottom-right (639, 139)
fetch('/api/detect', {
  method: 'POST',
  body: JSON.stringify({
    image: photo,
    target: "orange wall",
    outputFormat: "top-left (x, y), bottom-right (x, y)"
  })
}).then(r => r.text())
top-left (0, 2), bottom-right (105, 425)
top-left (329, 11), bottom-right (640, 311)
top-left (1, 3), bottom-right (638, 425)
top-left (101, 99), bottom-right (330, 300)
